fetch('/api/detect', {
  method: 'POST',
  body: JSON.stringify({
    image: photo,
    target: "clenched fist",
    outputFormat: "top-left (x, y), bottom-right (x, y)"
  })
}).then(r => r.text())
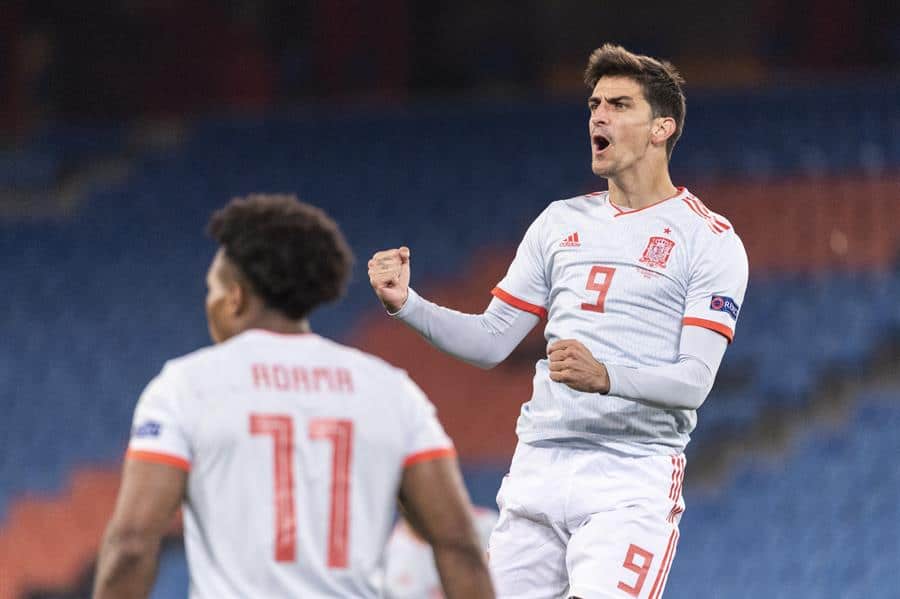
top-left (547, 339), bottom-right (610, 393)
top-left (368, 246), bottom-right (411, 313)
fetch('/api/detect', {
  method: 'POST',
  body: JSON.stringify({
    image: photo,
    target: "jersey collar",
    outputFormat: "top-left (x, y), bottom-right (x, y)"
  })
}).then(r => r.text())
top-left (244, 328), bottom-right (318, 339)
top-left (609, 187), bottom-right (688, 217)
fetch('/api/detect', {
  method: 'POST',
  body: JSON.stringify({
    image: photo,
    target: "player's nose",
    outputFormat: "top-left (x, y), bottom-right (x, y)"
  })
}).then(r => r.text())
top-left (591, 109), bottom-right (609, 126)
top-left (591, 102), bottom-right (612, 123)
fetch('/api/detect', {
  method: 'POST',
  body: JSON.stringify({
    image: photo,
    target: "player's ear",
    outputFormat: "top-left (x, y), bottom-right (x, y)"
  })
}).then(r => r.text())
top-left (227, 280), bottom-right (248, 316)
top-left (650, 116), bottom-right (676, 147)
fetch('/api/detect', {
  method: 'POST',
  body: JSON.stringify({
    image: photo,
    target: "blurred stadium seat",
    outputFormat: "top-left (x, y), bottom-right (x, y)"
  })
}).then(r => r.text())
top-left (667, 391), bottom-right (900, 598)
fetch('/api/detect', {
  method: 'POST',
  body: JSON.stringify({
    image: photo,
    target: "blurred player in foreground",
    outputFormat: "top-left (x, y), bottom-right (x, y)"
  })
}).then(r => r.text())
top-left (369, 45), bottom-right (748, 598)
top-left (383, 506), bottom-right (498, 599)
top-left (94, 195), bottom-right (493, 598)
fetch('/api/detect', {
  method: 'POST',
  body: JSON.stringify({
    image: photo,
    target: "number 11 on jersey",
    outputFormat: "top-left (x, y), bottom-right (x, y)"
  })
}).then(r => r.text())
top-left (250, 414), bottom-right (353, 567)
top-left (581, 266), bottom-right (616, 313)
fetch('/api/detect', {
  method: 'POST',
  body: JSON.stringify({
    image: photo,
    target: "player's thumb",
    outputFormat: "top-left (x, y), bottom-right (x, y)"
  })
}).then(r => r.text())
top-left (399, 246), bottom-right (411, 265)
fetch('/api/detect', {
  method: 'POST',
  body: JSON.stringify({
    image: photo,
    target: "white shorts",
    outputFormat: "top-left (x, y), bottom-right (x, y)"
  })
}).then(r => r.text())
top-left (487, 442), bottom-right (686, 599)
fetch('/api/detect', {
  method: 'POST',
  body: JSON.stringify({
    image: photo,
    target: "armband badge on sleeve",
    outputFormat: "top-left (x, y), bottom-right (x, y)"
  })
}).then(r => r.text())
top-left (710, 295), bottom-right (739, 320)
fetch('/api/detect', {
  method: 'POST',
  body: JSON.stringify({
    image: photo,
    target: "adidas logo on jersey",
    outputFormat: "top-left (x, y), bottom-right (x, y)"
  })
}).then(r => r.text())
top-left (560, 232), bottom-right (581, 247)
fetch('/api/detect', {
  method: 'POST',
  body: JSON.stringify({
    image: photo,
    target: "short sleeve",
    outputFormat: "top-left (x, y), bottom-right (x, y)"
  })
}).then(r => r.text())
top-left (399, 376), bottom-right (455, 468)
top-left (492, 209), bottom-right (550, 318)
top-left (126, 363), bottom-right (192, 471)
top-left (682, 232), bottom-right (749, 343)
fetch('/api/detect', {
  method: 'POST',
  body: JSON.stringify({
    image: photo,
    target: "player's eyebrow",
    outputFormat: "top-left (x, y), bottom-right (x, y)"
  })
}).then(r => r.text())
top-left (588, 95), bottom-right (634, 105)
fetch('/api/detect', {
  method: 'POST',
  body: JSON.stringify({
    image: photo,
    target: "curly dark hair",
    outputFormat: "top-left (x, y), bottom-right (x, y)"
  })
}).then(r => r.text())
top-left (584, 44), bottom-right (686, 159)
top-left (207, 194), bottom-right (353, 320)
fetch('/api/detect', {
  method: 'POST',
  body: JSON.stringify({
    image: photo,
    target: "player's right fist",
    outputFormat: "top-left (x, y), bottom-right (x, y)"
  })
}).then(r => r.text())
top-left (368, 247), bottom-right (411, 313)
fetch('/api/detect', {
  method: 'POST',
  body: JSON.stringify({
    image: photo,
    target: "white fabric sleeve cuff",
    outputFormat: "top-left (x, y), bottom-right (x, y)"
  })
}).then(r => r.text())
top-left (605, 326), bottom-right (728, 410)
top-left (390, 288), bottom-right (539, 369)
top-left (388, 287), bottom-right (421, 318)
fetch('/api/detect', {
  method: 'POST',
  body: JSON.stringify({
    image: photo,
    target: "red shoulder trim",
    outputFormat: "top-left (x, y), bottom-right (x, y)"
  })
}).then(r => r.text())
top-left (683, 317), bottom-right (734, 343)
top-left (403, 447), bottom-right (457, 468)
top-left (126, 449), bottom-right (191, 472)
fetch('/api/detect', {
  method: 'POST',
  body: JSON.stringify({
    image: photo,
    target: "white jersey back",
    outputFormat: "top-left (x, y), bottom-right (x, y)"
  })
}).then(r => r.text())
top-left (126, 330), bottom-right (453, 598)
top-left (382, 507), bottom-right (498, 599)
top-left (493, 188), bottom-right (748, 455)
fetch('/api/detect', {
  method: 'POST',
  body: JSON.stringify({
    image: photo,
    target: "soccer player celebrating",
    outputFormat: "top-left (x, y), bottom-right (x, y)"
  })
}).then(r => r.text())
top-left (94, 195), bottom-right (494, 599)
top-left (369, 45), bottom-right (748, 598)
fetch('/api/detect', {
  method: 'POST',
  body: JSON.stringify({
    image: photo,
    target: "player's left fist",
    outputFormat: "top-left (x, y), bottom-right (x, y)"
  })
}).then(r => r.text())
top-left (547, 339), bottom-right (610, 394)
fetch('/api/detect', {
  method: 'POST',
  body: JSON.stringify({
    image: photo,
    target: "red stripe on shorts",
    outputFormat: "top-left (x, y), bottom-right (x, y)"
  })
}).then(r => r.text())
top-left (668, 456), bottom-right (678, 500)
top-left (673, 456), bottom-right (685, 501)
top-left (648, 528), bottom-right (679, 599)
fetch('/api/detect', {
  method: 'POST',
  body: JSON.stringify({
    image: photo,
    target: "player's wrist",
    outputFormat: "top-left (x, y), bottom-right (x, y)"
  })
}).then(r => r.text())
top-left (594, 362), bottom-right (611, 394)
top-left (385, 288), bottom-right (411, 316)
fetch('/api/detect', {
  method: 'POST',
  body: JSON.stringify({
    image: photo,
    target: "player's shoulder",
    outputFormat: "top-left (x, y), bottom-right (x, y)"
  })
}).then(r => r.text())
top-left (514, 189), bottom-right (608, 235)
top-left (551, 190), bottom-right (608, 213)
top-left (177, 332), bottom-right (410, 380)
top-left (159, 338), bottom-right (233, 378)
top-left (136, 344), bottom-right (213, 405)
top-left (154, 331), bottom-right (311, 383)
top-left (528, 191), bottom-right (608, 235)
top-left (675, 189), bottom-right (741, 243)
top-left (674, 191), bottom-right (748, 278)
top-left (137, 342), bottom-right (228, 404)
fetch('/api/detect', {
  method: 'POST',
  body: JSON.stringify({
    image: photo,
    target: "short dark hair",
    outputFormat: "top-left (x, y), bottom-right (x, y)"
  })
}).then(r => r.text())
top-left (207, 194), bottom-right (353, 320)
top-left (584, 44), bottom-right (686, 158)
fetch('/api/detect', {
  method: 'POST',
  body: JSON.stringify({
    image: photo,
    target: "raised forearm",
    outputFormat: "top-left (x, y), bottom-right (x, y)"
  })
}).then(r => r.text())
top-left (391, 289), bottom-right (538, 369)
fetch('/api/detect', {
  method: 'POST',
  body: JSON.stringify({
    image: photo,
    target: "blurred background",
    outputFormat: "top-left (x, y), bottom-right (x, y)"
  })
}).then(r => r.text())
top-left (2, 1), bottom-right (900, 597)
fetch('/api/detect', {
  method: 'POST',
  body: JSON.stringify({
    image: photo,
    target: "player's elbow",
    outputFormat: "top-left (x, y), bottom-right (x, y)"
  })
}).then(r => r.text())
top-left (675, 384), bottom-right (712, 410)
top-left (431, 529), bottom-right (485, 563)
top-left (426, 511), bottom-right (484, 553)
top-left (467, 345), bottom-right (516, 369)
top-left (102, 525), bottom-right (160, 565)
top-left (663, 375), bottom-right (714, 410)
top-left (672, 358), bottom-right (716, 410)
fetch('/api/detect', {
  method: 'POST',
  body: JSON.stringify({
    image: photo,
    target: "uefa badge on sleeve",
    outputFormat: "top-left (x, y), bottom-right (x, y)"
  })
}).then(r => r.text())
top-left (710, 295), bottom-right (740, 320)
top-left (639, 236), bottom-right (676, 269)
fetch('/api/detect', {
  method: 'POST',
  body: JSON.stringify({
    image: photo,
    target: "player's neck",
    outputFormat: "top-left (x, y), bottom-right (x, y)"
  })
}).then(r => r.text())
top-left (607, 165), bottom-right (677, 211)
top-left (245, 311), bottom-right (312, 336)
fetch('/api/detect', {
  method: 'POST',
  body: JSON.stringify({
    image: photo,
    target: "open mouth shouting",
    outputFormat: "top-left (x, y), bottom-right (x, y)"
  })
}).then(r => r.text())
top-left (592, 134), bottom-right (611, 156)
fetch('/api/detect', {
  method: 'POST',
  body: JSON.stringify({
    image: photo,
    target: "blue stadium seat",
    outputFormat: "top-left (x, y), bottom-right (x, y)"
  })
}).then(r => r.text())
top-left (667, 393), bottom-right (900, 598)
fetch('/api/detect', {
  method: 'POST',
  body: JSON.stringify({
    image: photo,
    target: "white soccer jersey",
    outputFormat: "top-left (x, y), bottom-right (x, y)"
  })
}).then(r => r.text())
top-left (382, 507), bottom-right (498, 599)
top-left (126, 330), bottom-right (454, 599)
top-left (493, 187), bottom-right (748, 455)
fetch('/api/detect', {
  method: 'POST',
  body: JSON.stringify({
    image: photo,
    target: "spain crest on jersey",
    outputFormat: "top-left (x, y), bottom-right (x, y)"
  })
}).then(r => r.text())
top-left (639, 236), bottom-right (676, 268)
